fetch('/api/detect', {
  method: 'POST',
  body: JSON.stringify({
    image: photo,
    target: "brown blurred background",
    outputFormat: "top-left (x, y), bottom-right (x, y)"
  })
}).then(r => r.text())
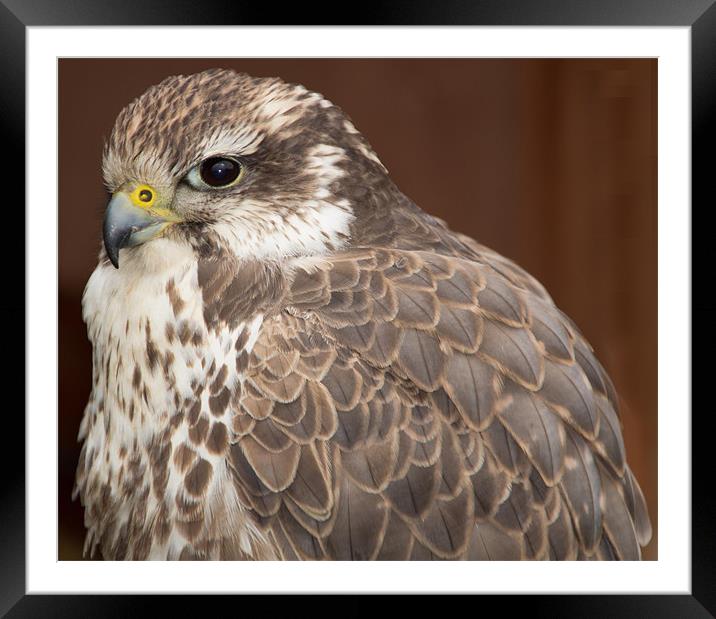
top-left (58, 58), bottom-right (657, 560)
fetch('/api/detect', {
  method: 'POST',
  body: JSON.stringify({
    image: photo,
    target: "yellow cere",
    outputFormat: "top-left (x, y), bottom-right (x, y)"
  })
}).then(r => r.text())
top-left (129, 184), bottom-right (157, 209)
top-left (128, 184), bottom-right (181, 221)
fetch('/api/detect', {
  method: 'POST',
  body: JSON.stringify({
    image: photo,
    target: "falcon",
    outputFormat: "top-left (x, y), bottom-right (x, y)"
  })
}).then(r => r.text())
top-left (76, 68), bottom-right (652, 560)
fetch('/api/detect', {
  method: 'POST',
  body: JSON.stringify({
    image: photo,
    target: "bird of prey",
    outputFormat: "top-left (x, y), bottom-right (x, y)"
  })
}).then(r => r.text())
top-left (75, 68), bottom-right (651, 561)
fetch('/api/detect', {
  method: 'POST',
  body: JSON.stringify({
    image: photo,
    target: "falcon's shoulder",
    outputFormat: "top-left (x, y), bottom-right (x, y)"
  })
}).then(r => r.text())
top-left (228, 246), bottom-right (650, 560)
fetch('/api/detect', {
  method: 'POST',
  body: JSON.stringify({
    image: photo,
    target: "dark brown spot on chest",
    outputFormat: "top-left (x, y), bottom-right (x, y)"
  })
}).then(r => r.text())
top-left (173, 442), bottom-right (197, 473)
top-left (145, 323), bottom-right (159, 372)
top-left (189, 414), bottom-right (210, 444)
top-left (166, 278), bottom-right (186, 317)
top-left (132, 366), bottom-right (142, 391)
top-left (210, 365), bottom-right (229, 394)
top-left (209, 387), bottom-right (231, 417)
top-left (206, 422), bottom-right (229, 454)
top-left (185, 458), bottom-right (212, 497)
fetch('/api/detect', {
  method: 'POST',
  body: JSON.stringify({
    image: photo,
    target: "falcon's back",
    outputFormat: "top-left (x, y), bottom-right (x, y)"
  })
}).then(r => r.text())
top-left (219, 195), bottom-right (652, 561)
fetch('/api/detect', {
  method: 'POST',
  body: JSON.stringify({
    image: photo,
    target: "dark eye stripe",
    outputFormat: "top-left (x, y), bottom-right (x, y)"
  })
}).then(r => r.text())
top-left (199, 157), bottom-right (241, 187)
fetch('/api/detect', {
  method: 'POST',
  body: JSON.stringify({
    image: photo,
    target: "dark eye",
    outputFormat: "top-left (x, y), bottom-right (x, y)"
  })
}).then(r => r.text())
top-left (199, 157), bottom-right (242, 187)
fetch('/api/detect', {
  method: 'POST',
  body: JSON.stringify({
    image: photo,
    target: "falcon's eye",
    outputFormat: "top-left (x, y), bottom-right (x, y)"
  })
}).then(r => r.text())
top-left (185, 156), bottom-right (244, 190)
top-left (200, 157), bottom-right (241, 186)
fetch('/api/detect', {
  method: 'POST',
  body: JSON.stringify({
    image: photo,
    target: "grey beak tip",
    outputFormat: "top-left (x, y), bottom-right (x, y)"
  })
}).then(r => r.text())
top-left (103, 193), bottom-right (143, 269)
top-left (103, 223), bottom-right (125, 269)
top-left (102, 190), bottom-right (167, 269)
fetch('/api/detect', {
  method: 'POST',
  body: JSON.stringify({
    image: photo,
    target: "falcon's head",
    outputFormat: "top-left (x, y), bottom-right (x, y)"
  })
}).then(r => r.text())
top-left (101, 68), bottom-right (390, 268)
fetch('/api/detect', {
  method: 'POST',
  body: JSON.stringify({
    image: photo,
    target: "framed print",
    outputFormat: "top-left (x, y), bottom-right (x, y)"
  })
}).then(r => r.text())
top-left (3, 0), bottom-right (711, 615)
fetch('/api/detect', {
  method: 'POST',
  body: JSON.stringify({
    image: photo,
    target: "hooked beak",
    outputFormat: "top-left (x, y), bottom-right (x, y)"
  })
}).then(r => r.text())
top-left (102, 188), bottom-right (178, 268)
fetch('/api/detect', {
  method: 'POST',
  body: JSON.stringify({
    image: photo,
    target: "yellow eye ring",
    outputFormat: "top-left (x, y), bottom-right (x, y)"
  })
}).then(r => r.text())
top-left (130, 184), bottom-right (157, 209)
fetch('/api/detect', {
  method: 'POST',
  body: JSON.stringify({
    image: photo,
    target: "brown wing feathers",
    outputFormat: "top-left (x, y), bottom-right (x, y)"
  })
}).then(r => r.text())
top-left (227, 247), bottom-right (651, 560)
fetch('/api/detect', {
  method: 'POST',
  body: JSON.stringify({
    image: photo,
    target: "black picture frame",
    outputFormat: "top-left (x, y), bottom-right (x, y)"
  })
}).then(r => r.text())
top-left (3, 0), bottom-right (710, 616)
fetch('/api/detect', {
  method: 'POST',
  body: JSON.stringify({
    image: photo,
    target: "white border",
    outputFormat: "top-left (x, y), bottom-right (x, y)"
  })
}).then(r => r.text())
top-left (28, 27), bottom-right (690, 593)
